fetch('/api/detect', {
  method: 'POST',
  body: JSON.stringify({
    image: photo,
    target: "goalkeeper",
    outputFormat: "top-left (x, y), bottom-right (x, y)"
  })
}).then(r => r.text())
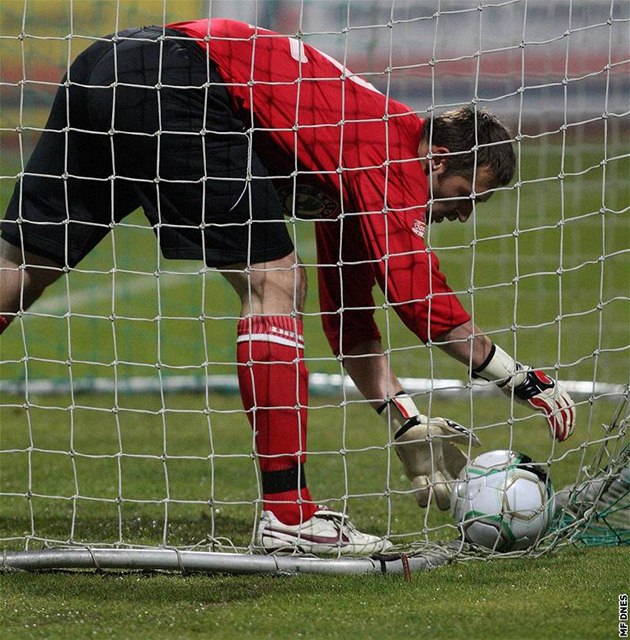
top-left (0, 20), bottom-right (576, 555)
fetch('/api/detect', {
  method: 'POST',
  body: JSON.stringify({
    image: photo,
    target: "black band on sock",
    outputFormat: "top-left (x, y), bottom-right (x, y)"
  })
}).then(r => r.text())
top-left (262, 464), bottom-right (307, 495)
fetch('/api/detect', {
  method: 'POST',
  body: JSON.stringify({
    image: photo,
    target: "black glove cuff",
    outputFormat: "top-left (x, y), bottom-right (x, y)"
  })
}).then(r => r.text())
top-left (471, 343), bottom-right (497, 380)
top-left (394, 416), bottom-right (422, 440)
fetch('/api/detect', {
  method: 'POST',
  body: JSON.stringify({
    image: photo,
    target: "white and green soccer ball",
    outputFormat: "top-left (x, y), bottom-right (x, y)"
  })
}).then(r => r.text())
top-left (451, 449), bottom-right (555, 552)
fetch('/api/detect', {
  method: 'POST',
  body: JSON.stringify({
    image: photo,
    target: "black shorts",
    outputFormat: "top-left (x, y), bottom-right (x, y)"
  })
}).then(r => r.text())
top-left (1, 26), bottom-right (294, 268)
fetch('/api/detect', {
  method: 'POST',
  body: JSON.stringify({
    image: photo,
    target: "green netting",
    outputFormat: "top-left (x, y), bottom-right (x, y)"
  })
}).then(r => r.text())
top-left (552, 395), bottom-right (629, 547)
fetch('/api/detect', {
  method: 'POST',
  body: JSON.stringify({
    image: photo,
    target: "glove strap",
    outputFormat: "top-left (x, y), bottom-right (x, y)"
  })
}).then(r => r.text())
top-left (472, 343), bottom-right (527, 387)
top-left (376, 391), bottom-right (421, 439)
top-left (512, 369), bottom-right (555, 400)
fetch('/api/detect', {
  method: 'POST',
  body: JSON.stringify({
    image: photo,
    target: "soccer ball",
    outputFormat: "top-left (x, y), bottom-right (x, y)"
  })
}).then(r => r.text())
top-left (450, 449), bottom-right (555, 552)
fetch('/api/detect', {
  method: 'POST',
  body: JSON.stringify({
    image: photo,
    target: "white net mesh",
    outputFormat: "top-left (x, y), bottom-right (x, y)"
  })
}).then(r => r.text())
top-left (0, 0), bottom-right (628, 572)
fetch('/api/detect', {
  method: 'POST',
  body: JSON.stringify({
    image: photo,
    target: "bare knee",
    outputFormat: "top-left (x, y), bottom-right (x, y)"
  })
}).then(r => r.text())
top-left (221, 251), bottom-right (307, 316)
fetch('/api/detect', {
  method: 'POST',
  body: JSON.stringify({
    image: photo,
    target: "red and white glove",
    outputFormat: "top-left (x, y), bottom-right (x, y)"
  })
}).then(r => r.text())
top-left (473, 344), bottom-right (576, 442)
top-left (377, 392), bottom-right (480, 510)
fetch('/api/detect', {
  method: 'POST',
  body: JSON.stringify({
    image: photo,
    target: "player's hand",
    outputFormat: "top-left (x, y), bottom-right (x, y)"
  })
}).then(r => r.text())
top-left (505, 368), bottom-right (576, 442)
top-left (472, 345), bottom-right (577, 443)
top-left (393, 416), bottom-right (480, 510)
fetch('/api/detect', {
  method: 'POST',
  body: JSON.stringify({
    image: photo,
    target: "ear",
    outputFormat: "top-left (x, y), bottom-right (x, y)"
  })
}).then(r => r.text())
top-left (418, 142), bottom-right (450, 176)
top-left (427, 145), bottom-right (450, 176)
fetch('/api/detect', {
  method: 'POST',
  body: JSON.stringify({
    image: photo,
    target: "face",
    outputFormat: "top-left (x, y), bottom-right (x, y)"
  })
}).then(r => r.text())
top-left (419, 143), bottom-right (495, 224)
top-left (428, 169), bottom-right (494, 224)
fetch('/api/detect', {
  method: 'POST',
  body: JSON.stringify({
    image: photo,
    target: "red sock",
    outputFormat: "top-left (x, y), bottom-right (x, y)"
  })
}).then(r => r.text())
top-left (0, 315), bottom-right (9, 335)
top-left (237, 315), bottom-right (317, 525)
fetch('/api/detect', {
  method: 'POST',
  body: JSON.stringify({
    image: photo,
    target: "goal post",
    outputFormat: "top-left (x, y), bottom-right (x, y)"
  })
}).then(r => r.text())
top-left (0, 0), bottom-right (628, 575)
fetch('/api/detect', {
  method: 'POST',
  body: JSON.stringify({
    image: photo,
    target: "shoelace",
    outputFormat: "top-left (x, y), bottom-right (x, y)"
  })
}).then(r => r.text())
top-left (313, 509), bottom-right (358, 533)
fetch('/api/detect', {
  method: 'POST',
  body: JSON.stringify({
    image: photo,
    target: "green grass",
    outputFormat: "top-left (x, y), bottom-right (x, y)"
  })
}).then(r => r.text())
top-left (0, 391), bottom-right (623, 548)
top-left (1, 547), bottom-right (629, 640)
top-left (2, 388), bottom-right (624, 640)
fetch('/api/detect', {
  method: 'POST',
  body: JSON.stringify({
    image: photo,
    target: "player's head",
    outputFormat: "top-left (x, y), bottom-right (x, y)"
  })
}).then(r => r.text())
top-left (419, 106), bottom-right (516, 223)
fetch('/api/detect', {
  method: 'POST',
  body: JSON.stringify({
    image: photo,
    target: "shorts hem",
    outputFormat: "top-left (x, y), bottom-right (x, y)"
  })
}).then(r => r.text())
top-left (161, 241), bottom-right (295, 267)
top-left (1, 226), bottom-right (295, 270)
top-left (0, 226), bottom-right (68, 266)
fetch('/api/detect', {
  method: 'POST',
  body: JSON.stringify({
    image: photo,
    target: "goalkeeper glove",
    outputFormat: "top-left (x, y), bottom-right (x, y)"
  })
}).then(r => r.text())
top-left (473, 344), bottom-right (576, 442)
top-left (377, 392), bottom-right (480, 510)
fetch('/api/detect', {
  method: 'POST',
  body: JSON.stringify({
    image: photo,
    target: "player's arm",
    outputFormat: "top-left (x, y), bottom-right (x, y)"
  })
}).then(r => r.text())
top-left (343, 338), bottom-right (480, 511)
top-left (315, 215), bottom-right (477, 511)
top-left (354, 176), bottom-right (576, 444)
top-left (435, 321), bottom-right (576, 442)
top-left (343, 183), bottom-right (483, 509)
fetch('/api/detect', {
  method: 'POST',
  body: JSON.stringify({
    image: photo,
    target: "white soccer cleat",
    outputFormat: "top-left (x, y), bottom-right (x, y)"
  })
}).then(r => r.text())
top-left (257, 508), bottom-right (392, 556)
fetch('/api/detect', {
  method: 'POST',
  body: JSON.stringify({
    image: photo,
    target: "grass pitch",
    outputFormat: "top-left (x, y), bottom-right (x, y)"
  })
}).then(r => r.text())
top-left (1, 547), bottom-right (629, 640)
top-left (1, 391), bottom-right (628, 640)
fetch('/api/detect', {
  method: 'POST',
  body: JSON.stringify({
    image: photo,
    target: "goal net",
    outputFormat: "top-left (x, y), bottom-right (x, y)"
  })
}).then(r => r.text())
top-left (0, 0), bottom-right (628, 575)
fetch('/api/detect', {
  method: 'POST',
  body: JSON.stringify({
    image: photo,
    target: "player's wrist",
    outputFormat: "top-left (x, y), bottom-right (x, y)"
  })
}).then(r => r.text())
top-left (472, 343), bottom-right (527, 387)
top-left (376, 391), bottom-right (421, 437)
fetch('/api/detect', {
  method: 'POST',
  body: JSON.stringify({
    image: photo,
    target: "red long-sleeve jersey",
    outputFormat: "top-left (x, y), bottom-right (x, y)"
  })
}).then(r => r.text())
top-left (168, 19), bottom-right (470, 353)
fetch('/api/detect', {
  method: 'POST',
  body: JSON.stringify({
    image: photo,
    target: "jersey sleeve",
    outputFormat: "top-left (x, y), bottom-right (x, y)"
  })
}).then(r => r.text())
top-left (350, 165), bottom-right (471, 345)
top-left (315, 217), bottom-right (382, 357)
